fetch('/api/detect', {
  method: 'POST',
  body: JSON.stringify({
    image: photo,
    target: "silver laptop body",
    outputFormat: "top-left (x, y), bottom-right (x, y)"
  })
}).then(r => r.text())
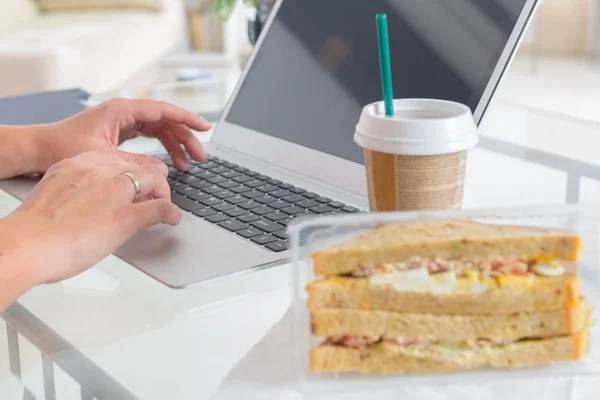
top-left (1, 0), bottom-right (540, 288)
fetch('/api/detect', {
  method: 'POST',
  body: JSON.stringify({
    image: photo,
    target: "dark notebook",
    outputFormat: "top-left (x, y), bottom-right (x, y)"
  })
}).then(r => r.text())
top-left (0, 88), bottom-right (89, 125)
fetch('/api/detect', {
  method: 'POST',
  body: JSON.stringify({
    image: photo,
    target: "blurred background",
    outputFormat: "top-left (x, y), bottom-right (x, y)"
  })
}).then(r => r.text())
top-left (0, 0), bottom-right (598, 123)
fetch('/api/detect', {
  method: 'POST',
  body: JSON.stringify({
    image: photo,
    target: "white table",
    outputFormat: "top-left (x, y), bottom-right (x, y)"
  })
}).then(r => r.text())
top-left (2, 82), bottom-right (600, 399)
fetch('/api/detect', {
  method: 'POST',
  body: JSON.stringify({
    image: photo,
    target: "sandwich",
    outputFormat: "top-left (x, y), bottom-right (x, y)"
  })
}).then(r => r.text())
top-left (307, 220), bottom-right (592, 374)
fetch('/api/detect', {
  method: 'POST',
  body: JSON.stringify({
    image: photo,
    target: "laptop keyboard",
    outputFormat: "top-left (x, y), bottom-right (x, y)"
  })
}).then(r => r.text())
top-left (157, 154), bottom-right (361, 253)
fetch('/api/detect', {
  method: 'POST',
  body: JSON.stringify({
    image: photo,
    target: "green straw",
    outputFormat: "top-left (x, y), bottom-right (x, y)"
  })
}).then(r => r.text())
top-left (376, 13), bottom-right (395, 117)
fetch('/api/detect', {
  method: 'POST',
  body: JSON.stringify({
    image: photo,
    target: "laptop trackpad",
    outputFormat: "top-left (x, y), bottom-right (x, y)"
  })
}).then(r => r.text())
top-left (114, 214), bottom-right (282, 288)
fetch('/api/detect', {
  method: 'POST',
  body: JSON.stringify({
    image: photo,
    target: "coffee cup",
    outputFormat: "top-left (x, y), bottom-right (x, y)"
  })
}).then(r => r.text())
top-left (354, 99), bottom-right (478, 212)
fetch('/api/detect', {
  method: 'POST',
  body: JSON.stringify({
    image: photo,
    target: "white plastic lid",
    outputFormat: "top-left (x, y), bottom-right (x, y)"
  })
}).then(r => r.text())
top-left (354, 98), bottom-right (479, 156)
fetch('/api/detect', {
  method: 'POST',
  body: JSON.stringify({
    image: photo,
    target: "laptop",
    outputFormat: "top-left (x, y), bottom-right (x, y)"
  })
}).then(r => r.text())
top-left (2, 0), bottom-right (540, 288)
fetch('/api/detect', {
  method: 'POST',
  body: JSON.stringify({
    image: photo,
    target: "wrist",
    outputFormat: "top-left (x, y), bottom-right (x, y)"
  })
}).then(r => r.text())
top-left (0, 125), bottom-right (55, 177)
top-left (0, 213), bottom-right (45, 307)
top-left (22, 124), bottom-right (57, 174)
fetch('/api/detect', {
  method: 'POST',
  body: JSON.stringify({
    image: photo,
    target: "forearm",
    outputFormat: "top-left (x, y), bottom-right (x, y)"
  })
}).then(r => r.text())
top-left (0, 215), bottom-right (40, 312)
top-left (0, 125), bottom-right (50, 179)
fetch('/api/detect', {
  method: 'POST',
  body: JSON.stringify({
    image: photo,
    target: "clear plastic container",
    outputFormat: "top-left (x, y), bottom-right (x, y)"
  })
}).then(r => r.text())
top-left (288, 204), bottom-right (600, 395)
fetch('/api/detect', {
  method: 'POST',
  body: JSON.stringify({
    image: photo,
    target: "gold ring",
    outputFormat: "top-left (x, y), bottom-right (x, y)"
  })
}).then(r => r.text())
top-left (123, 172), bottom-right (142, 199)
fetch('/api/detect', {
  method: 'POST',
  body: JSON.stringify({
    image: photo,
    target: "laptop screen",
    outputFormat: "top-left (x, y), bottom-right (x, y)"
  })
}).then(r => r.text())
top-left (225, 0), bottom-right (530, 165)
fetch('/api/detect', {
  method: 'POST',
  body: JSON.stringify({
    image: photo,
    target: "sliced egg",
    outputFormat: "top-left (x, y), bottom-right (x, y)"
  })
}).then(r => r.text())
top-left (370, 267), bottom-right (432, 292)
top-left (495, 274), bottom-right (535, 288)
top-left (533, 264), bottom-right (566, 277)
top-left (469, 283), bottom-right (490, 293)
top-left (430, 271), bottom-right (458, 293)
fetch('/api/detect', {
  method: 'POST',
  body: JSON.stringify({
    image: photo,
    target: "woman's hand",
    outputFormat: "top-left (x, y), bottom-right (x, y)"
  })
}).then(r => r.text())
top-left (34, 98), bottom-right (211, 174)
top-left (1, 150), bottom-right (181, 287)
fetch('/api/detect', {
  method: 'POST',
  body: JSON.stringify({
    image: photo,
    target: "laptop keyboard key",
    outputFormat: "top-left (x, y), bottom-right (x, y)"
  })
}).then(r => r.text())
top-left (253, 205), bottom-right (275, 216)
top-left (237, 227), bottom-right (264, 238)
top-left (179, 175), bottom-right (199, 185)
top-left (251, 234), bottom-right (277, 245)
top-left (273, 230), bottom-right (288, 240)
top-left (218, 219), bottom-right (248, 232)
top-left (234, 166), bottom-right (249, 173)
top-left (271, 189), bottom-right (292, 198)
top-left (310, 204), bottom-right (334, 214)
top-left (200, 185), bottom-right (221, 194)
top-left (290, 187), bottom-right (306, 194)
top-left (255, 174), bottom-right (270, 181)
top-left (197, 161), bottom-right (219, 170)
top-left (265, 211), bottom-right (288, 221)
top-left (315, 196), bottom-right (331, 203)
top-left (282, 194), bottom-right (305, 203)
top-left (303, 192), bottom-right (318, 199)
top-left (296, 199), bottom-right (319, 208)
top-left (324, 210), bottom-right (344, 216)
top-left (172, 194), bottom-right (204, 211)
top-left (188, 166), bottom-right (204, 175)
top-left (212, 166), bottom-right (230, 174)
top-left (239, 200), bottom-right (262, 210)
top-left (245, 171), bottom-right (259, 177)
top-left (230, 184), bottom-right (252, 194)
top-left (213, 202), bottom-right (234, 212)
top-left (238, 212), bottom-right (260, 223)
top-left (251, 219), bottom-right (284, 233)
top-left (175, 186), bottom-right (198, 196)
top-left (296, 211), bottom-right (317, 218)
top-left (245, 179), bottom-right (264, 188)
top-left (213, 190), bottom-right (235, 200)
top-left (255, 194), bottom-right (278, 204)
top-left (218, 181), bottom-right (238, 189)
top-left (281, 205), bottom-right (306, 215)
top-left (189, 180), bottom-right (213, 190)
top-left (341, 206), bottom-right (360, 213)
top-left (265, 241), bottom-right (288, 252)
top-left (222, 170), bottom-right (241, 179)
top-left (270, 200), bottom-right (291, 210)
top-left (199, 197), bottom-right (221, 207)
top-left (188, 192), bottom-right (211, 201)
top-left (266, 179), bottom-right (282, 185)
top-left (278, 183), bottom-right (293, 189)
top-left (205, 213), bottom-right (230, 223)
top-left (222, 162), bottom-right (238, 169)
top-left (226, 195), bottom-right (249, 205)
top-left (328, 201), bottom-right (344, 208)
top-left (255, 184), bottom-right (276, 193)
top-left (194, 170), bottom-right (216, 180)
top-left (279, 216), bottom-right (295, 227)
top-left (170, 182), bottom-right (187, 191)
top-left (233, 175), bottom-right (252, 183)
top-left (224, 207), bottom-right (248, 217)
top-left (193, 208), bottom-right (217, 218)
top-left (244, 190), bottom-right (264, 199)
top-left (207, 176), bottom-right (227, 184)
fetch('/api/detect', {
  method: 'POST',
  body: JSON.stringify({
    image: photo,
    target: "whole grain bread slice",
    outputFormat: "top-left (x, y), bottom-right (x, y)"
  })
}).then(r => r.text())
top-left (312, 220), bottom-right (580, 277)
top-left (311, 299), bottom-right (588, 341)
top-left (309, 331), bottom-right (590, 374)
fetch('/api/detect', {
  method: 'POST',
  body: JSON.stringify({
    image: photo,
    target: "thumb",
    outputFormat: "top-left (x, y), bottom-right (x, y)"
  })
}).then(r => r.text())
top-left (116, 150), bottom-right (168, 177)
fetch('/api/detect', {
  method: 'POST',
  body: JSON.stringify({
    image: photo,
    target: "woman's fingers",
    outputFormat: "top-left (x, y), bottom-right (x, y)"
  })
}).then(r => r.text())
top-left (157, 129), bottom-right (189, 171)
top-left (120, 99), bottom-right (211, 132)
top-left (166, 122), bottom-right (207, 162)
top-left (116, 151), bottom-right (168, 177)
top-left (114, 163), bottom-right (171, 203)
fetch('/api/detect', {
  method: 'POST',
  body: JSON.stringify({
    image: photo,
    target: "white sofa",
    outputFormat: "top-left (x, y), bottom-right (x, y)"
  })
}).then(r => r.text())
top-left (0, 0), bottom-right (186, 97)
